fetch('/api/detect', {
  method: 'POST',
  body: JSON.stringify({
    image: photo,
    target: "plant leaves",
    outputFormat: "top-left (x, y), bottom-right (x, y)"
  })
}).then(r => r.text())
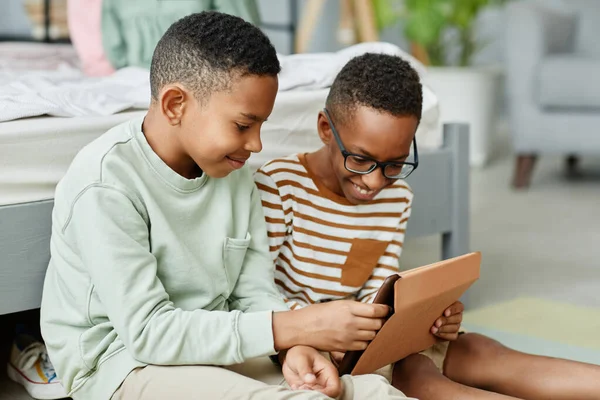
top-left (372, 0), bottom-right (403, 30)
top-left (404, 6), bottom-right (446, 46)
top-left (402, 0), bottom-right (513, 65)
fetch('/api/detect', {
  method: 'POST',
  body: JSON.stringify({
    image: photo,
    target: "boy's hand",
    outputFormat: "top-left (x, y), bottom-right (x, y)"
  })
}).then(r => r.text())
top-left (282, 346), bottom-right (342, 398)
top-left (297, 300), bottom-right (389, 352)
top-left (431, 301), bottom-right (464, 341)
top-left (272, 300), bottom-right (389, 352)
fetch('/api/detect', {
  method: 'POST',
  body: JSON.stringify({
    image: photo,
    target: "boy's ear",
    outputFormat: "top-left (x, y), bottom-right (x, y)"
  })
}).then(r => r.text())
top-left (159, 85), bottom-right (188, 125)
top-left (317, 111), bottom-right (332, 145)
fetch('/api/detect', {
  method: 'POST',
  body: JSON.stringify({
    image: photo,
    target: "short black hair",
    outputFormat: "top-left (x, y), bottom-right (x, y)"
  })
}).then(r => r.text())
top-left (150, 11), bottom-right (280, 101)
top-left (326, 53), bottom-right (422, 125)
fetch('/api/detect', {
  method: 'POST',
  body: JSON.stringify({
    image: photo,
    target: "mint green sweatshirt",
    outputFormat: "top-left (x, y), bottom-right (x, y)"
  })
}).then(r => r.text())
top-left (40, 117), bottom-right (288, 400)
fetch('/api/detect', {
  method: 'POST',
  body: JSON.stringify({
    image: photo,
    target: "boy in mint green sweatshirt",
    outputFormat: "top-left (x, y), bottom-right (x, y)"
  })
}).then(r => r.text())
top-left (40, 11), bottom-right (412, 400)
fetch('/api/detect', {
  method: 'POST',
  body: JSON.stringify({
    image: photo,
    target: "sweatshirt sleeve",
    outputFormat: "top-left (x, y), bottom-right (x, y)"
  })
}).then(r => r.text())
top-left (228, 184), bottom-right (290, 314)
top-left (67, 184), bottom-right (277, 365)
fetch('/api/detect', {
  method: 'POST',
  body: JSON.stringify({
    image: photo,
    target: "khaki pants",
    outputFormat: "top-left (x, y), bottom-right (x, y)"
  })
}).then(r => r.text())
top-left (111, 357), bottom-right (416, 400)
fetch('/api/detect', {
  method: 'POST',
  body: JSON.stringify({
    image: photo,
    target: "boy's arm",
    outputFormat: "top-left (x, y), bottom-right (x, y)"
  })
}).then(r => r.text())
top-left (68, 185), bottom-right (278, 366)
top-left (356, 205), bottom-right (412, 304)
top-left (228, 183), bottom-right (290, 313)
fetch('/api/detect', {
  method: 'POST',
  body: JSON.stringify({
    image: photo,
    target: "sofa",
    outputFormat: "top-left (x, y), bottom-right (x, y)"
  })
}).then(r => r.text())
top-left (505, 0), bottom-right (600, 188)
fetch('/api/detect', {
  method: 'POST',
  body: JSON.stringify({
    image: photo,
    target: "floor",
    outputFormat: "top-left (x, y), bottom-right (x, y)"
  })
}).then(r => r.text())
top-left (2, 130), bottom-right (599, 399)
top-left (401, 129), bottom-right (600, 310)
top-left (462, 297), bottom-right (600, 365)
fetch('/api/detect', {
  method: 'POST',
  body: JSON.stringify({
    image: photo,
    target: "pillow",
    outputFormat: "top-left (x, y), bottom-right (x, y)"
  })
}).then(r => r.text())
top-left (67, 0), bottom-right (115, 76)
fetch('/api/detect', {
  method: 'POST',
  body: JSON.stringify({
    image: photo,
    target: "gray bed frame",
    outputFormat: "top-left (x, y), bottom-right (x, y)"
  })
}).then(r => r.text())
top-left (0, 123), bottom-right (470, 316)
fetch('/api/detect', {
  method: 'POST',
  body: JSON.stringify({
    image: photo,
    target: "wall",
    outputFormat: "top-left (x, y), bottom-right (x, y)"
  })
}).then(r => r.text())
top-left (0, 0), bottom-right (32, 37)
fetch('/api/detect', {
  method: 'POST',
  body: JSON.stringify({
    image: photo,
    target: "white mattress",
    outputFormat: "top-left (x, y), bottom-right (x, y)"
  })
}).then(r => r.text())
top-left (0, 90), bottom-right (327, 206)
top-left (0, 87), bottom-right (441, 206)
top-left (0, 110), bottom-right (146, 206)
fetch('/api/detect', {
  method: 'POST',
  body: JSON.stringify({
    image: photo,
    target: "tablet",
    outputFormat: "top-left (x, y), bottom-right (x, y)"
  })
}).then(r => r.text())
top-left (338, 252), bottom-right (481, 376)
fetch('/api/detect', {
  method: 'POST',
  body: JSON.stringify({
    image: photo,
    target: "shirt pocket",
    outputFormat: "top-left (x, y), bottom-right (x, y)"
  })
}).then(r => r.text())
top-left (341, 239), bottom-right (389, 287)
top-left (223, 233), bottom-right (252, 293)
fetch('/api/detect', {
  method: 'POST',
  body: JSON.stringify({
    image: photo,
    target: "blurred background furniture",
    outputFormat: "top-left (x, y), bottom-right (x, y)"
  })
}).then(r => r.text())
top-left (294, 0), bottom-right (379, 53)
top-left (505, 0), bottom-right (600, 188)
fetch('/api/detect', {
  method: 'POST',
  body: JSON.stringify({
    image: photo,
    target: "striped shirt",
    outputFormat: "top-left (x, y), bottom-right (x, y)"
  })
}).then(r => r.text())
top-left (254, 154), bottom-right (413, 310)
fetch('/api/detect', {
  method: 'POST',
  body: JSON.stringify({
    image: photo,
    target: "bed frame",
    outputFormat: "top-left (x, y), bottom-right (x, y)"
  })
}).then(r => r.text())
top-left (0, 123), bottom-right (470, 316)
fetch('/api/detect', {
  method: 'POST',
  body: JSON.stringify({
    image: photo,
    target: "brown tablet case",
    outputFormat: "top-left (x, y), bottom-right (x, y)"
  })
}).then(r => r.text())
top-left (337, 252), bottom-right (481, 376)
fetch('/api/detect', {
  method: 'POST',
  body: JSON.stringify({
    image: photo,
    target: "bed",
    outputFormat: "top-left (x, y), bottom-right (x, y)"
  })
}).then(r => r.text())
top-left (0, 42), bottom-right (470, 315)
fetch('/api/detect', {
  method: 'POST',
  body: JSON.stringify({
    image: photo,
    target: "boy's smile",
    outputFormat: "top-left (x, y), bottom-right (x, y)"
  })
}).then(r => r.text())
top-left (312, 106), bottom-right (418, 205)
top-left (350, 181), bottom-right (378, 201)
top-left (225, 154), bottom-right (251, 170)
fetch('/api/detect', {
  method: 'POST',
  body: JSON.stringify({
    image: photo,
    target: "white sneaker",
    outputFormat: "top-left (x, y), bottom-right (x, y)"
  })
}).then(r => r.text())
top-left (7, 334), bottom-right (68, 400)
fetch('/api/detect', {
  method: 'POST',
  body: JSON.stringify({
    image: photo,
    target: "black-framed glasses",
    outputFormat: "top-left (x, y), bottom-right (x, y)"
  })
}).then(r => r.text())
top-left (323, 108), bottom-right (418, 179)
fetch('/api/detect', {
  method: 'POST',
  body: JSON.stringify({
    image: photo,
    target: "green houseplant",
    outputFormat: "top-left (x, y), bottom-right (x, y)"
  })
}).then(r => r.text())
top-left (374, 0), bottom-right (509, 66)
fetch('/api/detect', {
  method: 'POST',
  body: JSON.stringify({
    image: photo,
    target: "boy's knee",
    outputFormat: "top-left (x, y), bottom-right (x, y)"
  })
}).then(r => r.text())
top-left (391, 355), bottom-right (448, 398)
top-left (444, 333), bottom-right (511, 385)
top-left (450, 333), bottom-right (509, 361)
top-left (395, 354), bottom-right (439, 376)
top-left (392, 354), bottom-right (442, 388)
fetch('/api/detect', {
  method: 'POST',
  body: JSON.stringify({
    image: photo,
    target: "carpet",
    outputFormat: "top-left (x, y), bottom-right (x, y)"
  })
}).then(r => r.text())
top-left (462, 297), bottom-right (600, 365)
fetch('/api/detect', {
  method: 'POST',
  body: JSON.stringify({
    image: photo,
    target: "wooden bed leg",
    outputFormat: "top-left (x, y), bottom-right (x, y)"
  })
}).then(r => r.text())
top-left (294, 0), bottom-right (326, 53)
top-left (512, 154), bottom-right (537, 189)
top-left (352, 0), bottom-right (379, 42)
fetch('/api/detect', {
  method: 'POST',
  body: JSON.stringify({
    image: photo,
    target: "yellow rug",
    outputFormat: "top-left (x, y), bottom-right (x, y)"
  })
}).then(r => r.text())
top-left (464, 297), bottom-right (600, 350)
top-left (462, 297), bottom-right (600, 364)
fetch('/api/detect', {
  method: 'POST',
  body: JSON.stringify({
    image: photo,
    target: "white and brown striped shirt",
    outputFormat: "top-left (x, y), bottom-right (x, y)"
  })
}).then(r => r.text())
top-left (254, 154), bottom-right (413, 310)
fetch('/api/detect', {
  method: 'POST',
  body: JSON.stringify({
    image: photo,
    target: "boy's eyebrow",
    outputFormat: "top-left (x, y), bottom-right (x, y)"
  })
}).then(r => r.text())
top-left (240, 112), bottom-right (268, 122)
top-left (354, 146), bottom-right (409, 162)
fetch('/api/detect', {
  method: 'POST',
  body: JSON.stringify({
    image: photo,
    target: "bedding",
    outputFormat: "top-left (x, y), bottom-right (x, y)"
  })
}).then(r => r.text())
top-left (0, 91), bottom-right (326, 206)
top-left (0, 42), bottom-right (442, 206)
top-left (0, 41), bottom-right (437, 122)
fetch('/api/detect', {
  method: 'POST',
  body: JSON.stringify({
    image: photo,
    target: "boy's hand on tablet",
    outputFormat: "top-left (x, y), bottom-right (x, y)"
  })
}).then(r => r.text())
top-left (272, 301), bottom-right (389, 352)
top-left (299, 300), bottom-right (390, 352)
top-left (282, 345), bottom-right (342, 398)
top-left (431, 301), bottom-right (464, 341)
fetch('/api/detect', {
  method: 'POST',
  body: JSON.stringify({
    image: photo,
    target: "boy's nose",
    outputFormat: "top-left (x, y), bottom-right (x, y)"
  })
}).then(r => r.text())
top-left (245, 130), bottom-right (263, 153)
top-left (361, 167), bottom-right (388, 191)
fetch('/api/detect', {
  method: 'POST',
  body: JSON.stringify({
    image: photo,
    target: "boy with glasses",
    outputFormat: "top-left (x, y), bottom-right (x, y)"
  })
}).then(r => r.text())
top-left (255, 53), bottom-right (600, 399)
